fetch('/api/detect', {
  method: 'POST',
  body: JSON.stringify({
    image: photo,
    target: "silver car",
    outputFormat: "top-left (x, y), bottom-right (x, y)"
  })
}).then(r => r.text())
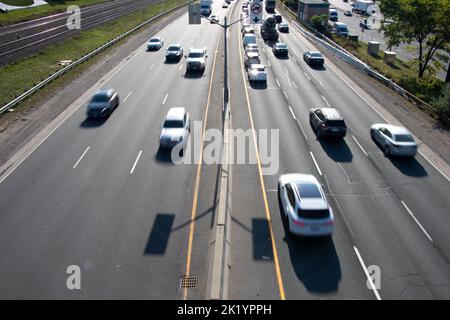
top-left (160, 107), bottom-right (190, 151)
top-left (147, 37), bottom-right (164, 50)
top-left (278, 174), bottom-right (334, 237)
top-left (86, 89), bottom-right (119, 118)
top-left (370, 123), bottom-right (417, 157)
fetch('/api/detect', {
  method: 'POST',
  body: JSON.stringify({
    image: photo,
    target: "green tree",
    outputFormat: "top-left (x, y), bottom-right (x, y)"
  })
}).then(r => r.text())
top-left (310, 15), bottom-right (327, 33)
top-left (380, 0), bottom-right (450, 78)
top-left (432, 84), bottom-right (450, 121)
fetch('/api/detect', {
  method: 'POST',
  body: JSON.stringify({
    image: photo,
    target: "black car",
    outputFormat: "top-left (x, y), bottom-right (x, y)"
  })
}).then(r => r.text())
top-left (272, 42), bottom-right (288, 56)
top-left (309, 108), bottom-right (347, 138)
top-left (274, 14), bottom-right (282, 23)
top-left (278, 23), bottom-right (289, 33)
top-left (165, 44), bottom-right (183, 62)
top-left (86, 89), bottom-right (119, 118)
top-left (303, 50), bottom-right (324, 67)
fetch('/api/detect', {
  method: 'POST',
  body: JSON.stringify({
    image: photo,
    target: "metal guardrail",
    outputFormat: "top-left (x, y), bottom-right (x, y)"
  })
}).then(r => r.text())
top-left (279, 2), bottom-right (438, 114)
top-left (0, 0), bottom-right (194, 115)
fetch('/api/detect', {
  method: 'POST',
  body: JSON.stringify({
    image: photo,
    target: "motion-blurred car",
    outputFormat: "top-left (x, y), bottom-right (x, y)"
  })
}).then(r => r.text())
top-left (165, 44), bottom-right (183, 62)
top-left (210, 15), bottom-right (219, 24)
top-left (303, 50), bottom-right (324, 67)
top-left (274, 14), bottom-right (282, 23)
top-left (344, 10), bottom-right (352, 16)
top-left (309, 108), bottom-right (347, 138)
top-left (370, 124), bottom-right (418, 157)
top-left (159, 107), bottom-right (190, 151)
top-left (247, 64), bottom-right (267, 82)
top-left (222, 2), bottom-right (229, 8)
top-left (278, 174), bottom-right (334, 237)
top-left (86, 89), bottom-right (119, 118)
top-left (147, 37), bottom-right (164, 50)
top-left (272, 42), bottom-right (288, 56)
top-left (185, 47), bottom-right (208, 72)
top-left (360, 19), bottom-right (370, 29)
top-left (278, 23), bottom-right (289, 32)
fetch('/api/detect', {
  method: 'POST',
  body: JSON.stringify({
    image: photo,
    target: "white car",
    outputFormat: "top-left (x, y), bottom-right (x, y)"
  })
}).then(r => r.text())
top-left (245, 43), bottom-right (259, 55)
top-left (278, 174), bottom-right (334, 237)
top-left (222, 2), bottom-right (229, 8)
top-left (370, 124), bottom-right (418, 157)
top-left (247, 64), bottom-right (267, 82)
top-left (147, 37), bottom-right (164, 50)
top-left (159, 107), bottom-right (190, 151)
top-left (186, 47), bottom-right (208, 72)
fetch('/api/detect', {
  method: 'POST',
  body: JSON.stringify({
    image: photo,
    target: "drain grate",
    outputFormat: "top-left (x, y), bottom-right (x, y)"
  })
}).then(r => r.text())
top-left (180, 276), bottom-right (198, 289)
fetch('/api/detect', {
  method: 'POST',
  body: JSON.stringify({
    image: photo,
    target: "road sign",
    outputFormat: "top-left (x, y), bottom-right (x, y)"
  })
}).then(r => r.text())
top-left (250, 0), bottom-right (262, 24)
top-left (188, 3), bottom-right (201, 24)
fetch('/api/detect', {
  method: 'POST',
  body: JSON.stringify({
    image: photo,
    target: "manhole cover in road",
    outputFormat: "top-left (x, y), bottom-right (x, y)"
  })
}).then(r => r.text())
top-left (180, 276), bottom-right (198, 288)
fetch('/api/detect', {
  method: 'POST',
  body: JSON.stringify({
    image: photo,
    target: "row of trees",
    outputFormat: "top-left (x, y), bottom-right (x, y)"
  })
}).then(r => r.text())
top-left (379, 0), bottom-right (449, 79)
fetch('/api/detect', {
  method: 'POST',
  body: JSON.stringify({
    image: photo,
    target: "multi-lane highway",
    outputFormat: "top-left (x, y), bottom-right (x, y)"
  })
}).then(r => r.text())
top-left (0, 0), bottom-right (449, 300)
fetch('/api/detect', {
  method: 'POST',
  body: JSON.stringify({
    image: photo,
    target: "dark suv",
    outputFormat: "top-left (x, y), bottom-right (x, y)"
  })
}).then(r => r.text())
top-left (309, 108), bottom-right (347, 138)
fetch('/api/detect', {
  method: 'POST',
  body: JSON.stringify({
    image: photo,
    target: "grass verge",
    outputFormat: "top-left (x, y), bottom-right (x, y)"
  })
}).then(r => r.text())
top-left (0, 0), bottom-right (187, 108)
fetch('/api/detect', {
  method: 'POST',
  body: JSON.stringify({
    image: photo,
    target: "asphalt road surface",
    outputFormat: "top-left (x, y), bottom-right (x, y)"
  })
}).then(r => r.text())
top-left (0, 0), bottom-right (449, 299)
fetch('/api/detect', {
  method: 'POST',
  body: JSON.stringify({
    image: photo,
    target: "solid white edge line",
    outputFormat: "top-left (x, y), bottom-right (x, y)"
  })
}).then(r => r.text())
top-left (288, 106), bottom-right (296, 120)
top-left (353, 246), bottom-right (382, 300)
top-left (401, 201), bottom-right (433, 242)
top-left (123, 92), bottom-right (132, 103)
top-left (73, 146), bottom-right (90, 169)
top-left (292, 81), bottom-right (298, 89)
top-left (130, 150), bottom-right (142, 174)
top-left (179, 64), bottom-right (183, 71)
top-left (309, 151), bottom-right (322, 176)
top-left (162, 93), bottom-right (168, 105)
top-left (417, 150), bottom-right (450, 183)
top-left (351, 135), bottom-right (368, 157)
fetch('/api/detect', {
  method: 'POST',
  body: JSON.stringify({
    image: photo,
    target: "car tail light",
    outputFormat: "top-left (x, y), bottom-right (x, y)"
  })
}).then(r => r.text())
top-left (293, 219), bottom-right (305, 227)
top-left (324, 220), bottom-right (333, 226)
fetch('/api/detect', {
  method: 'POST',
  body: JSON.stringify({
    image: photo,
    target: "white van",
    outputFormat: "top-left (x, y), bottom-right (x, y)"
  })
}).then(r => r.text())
top-left (243, 33), bottom-right (256, 47)
top-left (334, 22), bottom-right (349, 37)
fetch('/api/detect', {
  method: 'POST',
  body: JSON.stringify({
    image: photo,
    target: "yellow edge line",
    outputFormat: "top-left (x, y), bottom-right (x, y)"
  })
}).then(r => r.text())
top-left (183, 25), bottom-right (223, 300)
top-left (237, 20), bottom-right (286, 300)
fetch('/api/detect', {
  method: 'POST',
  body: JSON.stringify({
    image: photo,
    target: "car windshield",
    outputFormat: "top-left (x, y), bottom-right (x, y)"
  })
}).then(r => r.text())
top-left (163, 119), bottom-right (184, 128)
top-left (149, 39), bottom-right (160, 42)
top-left (254, 66), bottom-right (265, 72)
top-left (276, 44), bottom-right (287, 48)
top-left (311, 52), bottom-right (323, 58)
top-left (91, 94), bottom-right (109, 102)
top-left (189, 52), bottom-right (203, 58)
top-left (247, 48), bottom-right (258, 52)
top-left (168, 46), bottom-right (179, 51)
top-left (296, 183), bottom-right (322, 198)
top-left (394, 134), bottom-right (414, 142)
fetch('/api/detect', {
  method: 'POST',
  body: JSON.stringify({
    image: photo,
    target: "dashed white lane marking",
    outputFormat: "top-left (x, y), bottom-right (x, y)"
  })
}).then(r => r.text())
top-left (351, 135), bottom-right (368, 157)
top-left (297, 120), bottom-right (308, 140)
top-left (123, 92), bottom-right (132, 103)
top-left (309, 151), bottom-right (322, 176)
top-left (288, 106), bottom-right (296, 120)
top-left (130, 150), bottom-right (143, 175)
top-left (179, 64), bottom-right (183, 71)
top-left (401, 201), bottom-right (433, 243)
top-left (322, 95), bottom-right (331, 107)
top-left (353, 246), bottom-right (382, 300)
top-left (162, 93), bottom-right (168, 105)
top-left (304, 72), bottom-right (311, 81)
top-left (73, 146), bottom-right (90, 169)
top-left (149, 64), bottom-right (155, 70)
top-left (276, 78), bottom-right (281, 87)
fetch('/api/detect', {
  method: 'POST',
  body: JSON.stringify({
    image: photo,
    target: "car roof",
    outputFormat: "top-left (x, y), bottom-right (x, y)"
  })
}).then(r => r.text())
top-left (165, 107), bottom-right (186, 121)
top-left (320, 108), bottom-right (343, 120)
top-left (334, 22), bottom-right (346, 26)
top-left (251, 64), bottom-right (265, 69)
top-left (189, 48), bottom-right (205, 53)
top-left (381, 124), bottom-right (411, 135)
top-left (275, 42), bottom-right (287, 46)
